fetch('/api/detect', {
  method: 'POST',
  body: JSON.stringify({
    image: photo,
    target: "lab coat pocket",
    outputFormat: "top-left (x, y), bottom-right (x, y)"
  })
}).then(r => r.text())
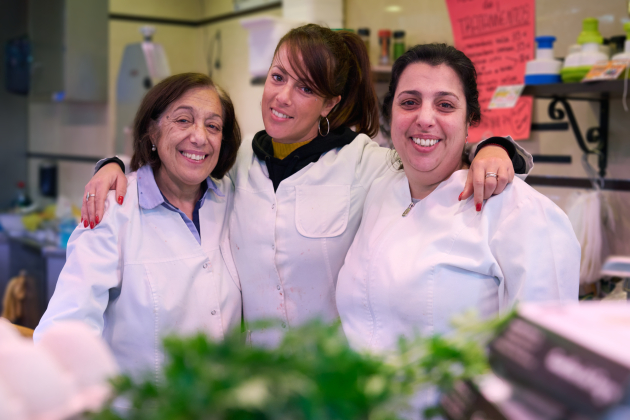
top-left (295, 185), bottom-right (350, 238)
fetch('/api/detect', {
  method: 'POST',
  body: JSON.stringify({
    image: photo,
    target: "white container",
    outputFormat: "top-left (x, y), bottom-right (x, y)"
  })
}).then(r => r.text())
top-left (564, 43), bottom-right (609, 67)
top-left (525, 36), bottom-right (562, 84)
top-left (240, 17), bottom-right (302, 79)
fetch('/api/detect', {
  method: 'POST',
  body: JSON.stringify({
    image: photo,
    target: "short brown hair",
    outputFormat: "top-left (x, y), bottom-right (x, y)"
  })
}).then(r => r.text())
top-left (130, 73), bottom-right (241, 179)
top-left (275, 24), bottom-right (379, 137)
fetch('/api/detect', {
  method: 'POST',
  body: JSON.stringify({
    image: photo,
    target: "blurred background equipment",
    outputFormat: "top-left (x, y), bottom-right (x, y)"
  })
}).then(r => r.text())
top-left (115, 26), bottom-right (171, 156)
top-left (1, 270), bottom-right (39, 329)
top-left (29, 0), bottom-right (108, 102)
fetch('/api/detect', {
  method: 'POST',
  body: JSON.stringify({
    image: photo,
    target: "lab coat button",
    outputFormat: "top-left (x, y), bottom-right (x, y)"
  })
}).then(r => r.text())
top-left (211, 310), bottom-right (217, 315)
top-left (276, 285), bottom-right (281, 290)
top-left (281, 322), bottom-right (286, 328)
top-left (272, 244), bottom-right (275, 250)
top-left (272, 204), bottom-right (275, 210)
top-left (203, 263), bottom-right (208, 269)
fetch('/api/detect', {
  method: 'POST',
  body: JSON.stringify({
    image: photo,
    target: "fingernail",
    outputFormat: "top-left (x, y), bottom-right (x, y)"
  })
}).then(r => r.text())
top-left (90, 221), bottom-right (95, 229)
top-left (80, 217), bottom-right (83, 223)
top-left (118, 196), bottom-right (124, 205)
top-left (95, 215), bottom-right (100, 224)
top-left (458, 193), bottom-right (463, 201)
top-left (84, 220), bottom-right (88, 228)
top-left (476, 203), bottom-right (482, 212)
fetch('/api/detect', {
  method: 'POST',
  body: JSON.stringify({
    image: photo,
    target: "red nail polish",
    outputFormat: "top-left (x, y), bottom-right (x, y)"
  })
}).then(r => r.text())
top-left (476, 203), bottom-right (482, 212)
top-left (80, 217), bottom-right (83, 223)
top-left (90, 221), bottom-right (95, 229)
top-left (458, 193), bottom-right (463, 201)
top-left (118, 196), bottom-right (124, 205)
top-left (84, 220), bottom-right (88, 228)
top-left (95, 215), bottom-right (99, 224)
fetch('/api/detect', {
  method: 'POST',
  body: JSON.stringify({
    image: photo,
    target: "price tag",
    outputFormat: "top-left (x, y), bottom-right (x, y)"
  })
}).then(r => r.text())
top-left (488, 85), bottom-right (525, 109)
top-left (582, 61), bottom-right (628, 82)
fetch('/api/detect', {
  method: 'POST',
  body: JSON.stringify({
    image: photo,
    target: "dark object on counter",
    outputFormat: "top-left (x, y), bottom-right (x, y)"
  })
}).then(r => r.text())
top-left (4, 36), bottom-right (30, 95)
top-left (39, 161), bottom-right (58, 198)
top-left (12, 181), bottom-right (32, 209)
top-left (488, 309), bottom-right (630, 418)
top-left (608, 36), bottom-right (627, 56)
top-left (441, 375), bottom-right (587, 420)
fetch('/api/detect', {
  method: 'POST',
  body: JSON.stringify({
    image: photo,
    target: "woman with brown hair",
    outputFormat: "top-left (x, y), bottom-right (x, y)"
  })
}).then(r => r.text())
top-left (35, 73), bottom-right (243, 379)
top-left (82, 25), bottom-right (531, 347)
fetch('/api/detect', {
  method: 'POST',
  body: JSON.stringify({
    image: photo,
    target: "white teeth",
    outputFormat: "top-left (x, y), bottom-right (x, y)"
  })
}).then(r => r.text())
top-left (272, 109), bottom-right (291, 119)
top-left (412, 138), bottom-right (440, 147)
top-left (181, 152), bottom-right (206, 161)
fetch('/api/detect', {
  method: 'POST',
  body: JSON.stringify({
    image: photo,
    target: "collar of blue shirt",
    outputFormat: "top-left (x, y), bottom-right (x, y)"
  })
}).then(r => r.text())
top-left (136, 164), bottom-right (224, 211)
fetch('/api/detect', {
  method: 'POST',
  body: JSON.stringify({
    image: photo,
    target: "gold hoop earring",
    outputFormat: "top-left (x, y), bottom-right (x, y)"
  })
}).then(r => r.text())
top-left (318, 117), bottom-right (330, 137)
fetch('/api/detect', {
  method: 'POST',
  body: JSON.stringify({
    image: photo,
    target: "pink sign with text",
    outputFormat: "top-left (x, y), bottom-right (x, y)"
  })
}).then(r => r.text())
top-left (446, 0), bottom-right (534, 142)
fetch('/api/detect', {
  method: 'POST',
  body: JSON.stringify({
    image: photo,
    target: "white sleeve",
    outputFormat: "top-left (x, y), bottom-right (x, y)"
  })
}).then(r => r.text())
top-left (354, 137), bottom-right (393, 190)
top-left (34, 194), bottom-right (122, 341)
top-left (489, 194), bottom-right (580, 313)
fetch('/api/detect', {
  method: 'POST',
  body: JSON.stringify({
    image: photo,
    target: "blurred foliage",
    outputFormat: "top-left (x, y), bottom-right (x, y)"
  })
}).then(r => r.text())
top-left (91, 312), bottom-right (513, 420)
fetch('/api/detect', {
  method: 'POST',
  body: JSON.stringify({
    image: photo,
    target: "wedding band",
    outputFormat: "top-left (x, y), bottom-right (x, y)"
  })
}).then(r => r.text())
top-left (85, 192), bottom-right (96, 202)
top-left (485, 172), bottom-right (498, 179)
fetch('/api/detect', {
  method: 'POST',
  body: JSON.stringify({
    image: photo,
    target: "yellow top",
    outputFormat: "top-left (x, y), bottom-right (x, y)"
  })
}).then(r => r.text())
top-left (272, 139), bottom-right (312, 160)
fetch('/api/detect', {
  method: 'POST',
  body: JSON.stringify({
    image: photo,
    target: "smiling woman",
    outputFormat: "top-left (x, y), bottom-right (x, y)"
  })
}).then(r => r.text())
top-left (34, 73), bottom-right (243, 381)
top-left (337, 44), bottom-right (579, 356)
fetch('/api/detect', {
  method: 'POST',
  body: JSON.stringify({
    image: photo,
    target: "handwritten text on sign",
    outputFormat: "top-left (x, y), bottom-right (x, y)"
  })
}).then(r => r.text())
top-left (446, 0), bottom-right (534, 142)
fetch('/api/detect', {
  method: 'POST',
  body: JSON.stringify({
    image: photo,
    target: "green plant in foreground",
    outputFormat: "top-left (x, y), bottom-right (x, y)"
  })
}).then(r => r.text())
top-left (91, 313), bottom-right (512, 420)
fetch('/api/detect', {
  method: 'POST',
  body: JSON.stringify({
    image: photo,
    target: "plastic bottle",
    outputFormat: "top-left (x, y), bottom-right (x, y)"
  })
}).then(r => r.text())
top-left (378, 29), bottom-right (392, 65)
top-left (12, 181), bottom-right (32, 209)
top-left (612, 22), bottom-right (630, 63)
top-left (525, 36), bottom-right (562, 84)
top-left (393, 30), bottom-right (406, 60)
top-left (58, 218), bottom-right (77, 249)
top-left (561, 18), bottom-right (609, 83)
top-left (358, 27), bottom-right (370, 54)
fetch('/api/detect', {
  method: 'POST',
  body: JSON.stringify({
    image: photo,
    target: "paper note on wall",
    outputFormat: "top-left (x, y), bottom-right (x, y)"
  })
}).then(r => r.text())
top-left (446, 0), bottom-right (534, 142)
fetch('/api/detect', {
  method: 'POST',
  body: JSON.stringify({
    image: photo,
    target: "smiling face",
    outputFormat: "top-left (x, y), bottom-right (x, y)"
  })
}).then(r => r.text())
top-left (153, 87), bottom-right (224, 189)
top-left (391, 62), bottom-right (469, 198)
top-left (261, 44), bottom-right (340, 144)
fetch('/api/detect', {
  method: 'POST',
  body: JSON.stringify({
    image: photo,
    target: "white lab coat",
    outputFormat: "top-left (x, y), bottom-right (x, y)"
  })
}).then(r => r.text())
top-left (229, 134), bottom-right (534, 346)
top-left (34, 171), bottom-right (242, 382)
top-left (229, 134), bottom-right (389, 346)
top-left (336, 169), bottom-right (580, 354)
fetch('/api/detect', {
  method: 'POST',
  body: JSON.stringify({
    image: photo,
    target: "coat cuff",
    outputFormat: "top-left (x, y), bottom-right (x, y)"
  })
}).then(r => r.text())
top-left (94, 157), bottom-right (125, 175)
top-left (473, 136), bottom-right (530, 175)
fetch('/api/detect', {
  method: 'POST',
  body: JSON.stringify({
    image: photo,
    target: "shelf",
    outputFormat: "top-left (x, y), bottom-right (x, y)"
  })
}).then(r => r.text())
top-left (371, 65), bottom-right (392, 84)
top-left (522, 80), bottom-right (628, 101)
top-left (521, 81), bottom-right (627, 179)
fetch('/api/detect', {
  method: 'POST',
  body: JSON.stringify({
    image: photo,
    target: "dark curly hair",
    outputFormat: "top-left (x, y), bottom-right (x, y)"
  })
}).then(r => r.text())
top-left (130, 73), bottom-right (241, 179)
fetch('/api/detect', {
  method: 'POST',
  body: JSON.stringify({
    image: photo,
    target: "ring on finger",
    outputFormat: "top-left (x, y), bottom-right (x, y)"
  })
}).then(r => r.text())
top-left (85, 192), bottom-right (96, 202)
top-left (485, 172), bottom-right (498, 179)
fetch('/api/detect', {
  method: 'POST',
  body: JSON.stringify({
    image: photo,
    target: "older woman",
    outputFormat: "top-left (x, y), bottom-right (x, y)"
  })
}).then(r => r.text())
top-left (336, 44), bottom-right (580, 354)
top-left (34, 73), bottom-right (243, 380)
